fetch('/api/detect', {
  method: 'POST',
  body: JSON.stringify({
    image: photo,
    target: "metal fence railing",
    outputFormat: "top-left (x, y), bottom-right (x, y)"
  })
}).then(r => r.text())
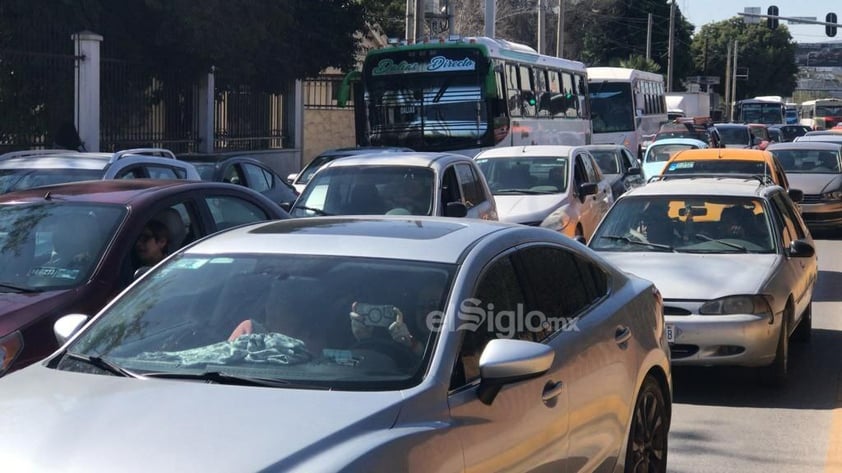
top-left (304, 74), bottom-right (351, 110)
top-left (0, 49), bottom-right (75, 153)
top-left (214, 84), bottom-right (287, 151)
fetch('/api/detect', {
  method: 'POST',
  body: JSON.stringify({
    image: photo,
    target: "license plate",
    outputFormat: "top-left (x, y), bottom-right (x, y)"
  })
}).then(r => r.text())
top-left (665, 324), bottom-right (675, 344)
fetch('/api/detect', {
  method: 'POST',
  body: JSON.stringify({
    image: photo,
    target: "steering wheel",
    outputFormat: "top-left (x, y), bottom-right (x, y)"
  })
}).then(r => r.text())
top-left (351, 337), bottom-right (418, 369)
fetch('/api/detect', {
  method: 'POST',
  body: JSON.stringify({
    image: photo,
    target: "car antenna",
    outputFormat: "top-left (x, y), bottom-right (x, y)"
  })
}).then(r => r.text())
top-left (44, 191), bottom-right (52, 200)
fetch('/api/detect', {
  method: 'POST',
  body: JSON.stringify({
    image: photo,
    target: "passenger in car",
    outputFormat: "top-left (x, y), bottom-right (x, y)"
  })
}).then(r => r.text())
top-left (134, 220), bottom-right (170, 269)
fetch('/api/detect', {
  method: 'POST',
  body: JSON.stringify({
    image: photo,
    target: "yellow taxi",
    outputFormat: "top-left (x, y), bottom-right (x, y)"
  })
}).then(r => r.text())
top-left (658, 148), bottom-right (791, 190)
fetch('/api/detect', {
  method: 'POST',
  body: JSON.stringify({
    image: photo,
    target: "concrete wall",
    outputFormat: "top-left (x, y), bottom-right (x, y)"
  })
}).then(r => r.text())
top-left (303, 108), bottom-right (355, 168)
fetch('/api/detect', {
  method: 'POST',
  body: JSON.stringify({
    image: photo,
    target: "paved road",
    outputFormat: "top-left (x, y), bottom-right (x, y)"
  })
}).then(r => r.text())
top-left (668, 233), bottom-right (842, 473)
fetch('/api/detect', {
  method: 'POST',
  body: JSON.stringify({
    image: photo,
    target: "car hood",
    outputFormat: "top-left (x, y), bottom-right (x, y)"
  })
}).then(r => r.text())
top-left (598, 252), bottom-right (779, 299)
top-left (0, 364), bottom-right (404, 472)
top-left (0, 289), bottom-right (74, 334)
top-left (494, 193), bottom-right (567, 224)
top-left (786, 173), bottom-right (842, 195)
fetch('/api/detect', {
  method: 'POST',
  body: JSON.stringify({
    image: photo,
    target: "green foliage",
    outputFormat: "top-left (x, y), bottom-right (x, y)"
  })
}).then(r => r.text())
top-left (361, 0), bottom-right (407, 38)
top-left (0, 0), bottom-right (368, 94)
top-left (690, 18), bottom-right (797, 99)
top-left (617, 55), bottom-right (662, 73)
top-left (564, 0), bottom-right (693, 89)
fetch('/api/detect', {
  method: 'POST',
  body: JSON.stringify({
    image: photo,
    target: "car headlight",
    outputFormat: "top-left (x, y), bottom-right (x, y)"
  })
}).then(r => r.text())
top-left (699, 295), bottom-right (772, 320)
top-left (0, 331), bottom-right (24, 377)
top-left (541, 210), bottom-right (571, 232)
top-left (821, 190), bottom-right (842, 201)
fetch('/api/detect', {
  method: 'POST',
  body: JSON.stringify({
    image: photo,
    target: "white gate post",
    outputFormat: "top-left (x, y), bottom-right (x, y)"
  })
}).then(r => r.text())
top-left (72, 31), bottom-right (102, 152)
top-left (197, 68), bottom-right (216, 153)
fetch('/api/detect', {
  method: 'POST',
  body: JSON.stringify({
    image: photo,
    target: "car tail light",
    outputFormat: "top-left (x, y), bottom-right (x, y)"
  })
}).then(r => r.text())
top-left (0, 331), bottom-right (24, 377)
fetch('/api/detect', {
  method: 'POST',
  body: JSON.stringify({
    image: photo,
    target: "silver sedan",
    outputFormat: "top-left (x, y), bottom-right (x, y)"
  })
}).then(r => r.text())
top-left (589, 177), bottom-right (818, 386)
top-left (0, 217), bottom-right (670, 472)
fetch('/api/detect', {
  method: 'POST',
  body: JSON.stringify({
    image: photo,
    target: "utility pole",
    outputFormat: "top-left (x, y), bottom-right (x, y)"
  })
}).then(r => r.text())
top-left (731, 40), bottom-right (739, 115)
top-left (415, 0), bottom-right (425, 42)
top-left (667, 0), bottom-right (675, 92)
top-left (556, 0), bottom-right (565, 57)
top-left (537, 0), bottom-right (545, 54)
top-left (406, 0), bottom-right (414, 41)
top-left (484, 0), bottom-right (495, 38)
top-left (724, 41), bottom-right (732, 121)
top-left (646, 13), bottom-right (653, 61)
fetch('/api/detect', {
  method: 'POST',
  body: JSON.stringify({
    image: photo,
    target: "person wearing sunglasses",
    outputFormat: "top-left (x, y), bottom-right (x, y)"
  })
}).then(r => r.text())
top-left (135, 219), bottom-right (170, 269)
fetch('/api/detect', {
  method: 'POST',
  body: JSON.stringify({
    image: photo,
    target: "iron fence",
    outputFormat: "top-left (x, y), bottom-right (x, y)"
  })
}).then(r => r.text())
top-left (0, 49), bottom-right (75, 153)
top-left (214, 83), bottom-right (286, 151)
top-left (100, 58), bottom-right (200, 154)
top-left (304, 74), bottom-right (351, 110)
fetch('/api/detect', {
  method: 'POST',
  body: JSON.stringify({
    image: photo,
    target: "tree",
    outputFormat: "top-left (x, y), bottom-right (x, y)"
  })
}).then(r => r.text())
top-left (618, 55), bottom-right (662, 73)
top-left (690, 19), bottom-right (797, 100)
top-left (0, 0), bottom-right (368, 94)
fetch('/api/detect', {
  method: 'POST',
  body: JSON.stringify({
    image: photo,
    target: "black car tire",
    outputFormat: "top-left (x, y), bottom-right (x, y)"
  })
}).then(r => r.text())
top-left (624, 375), bottom-right (669, 473)
top-left (760, 311), bottom-right (789, 387)
top-left (792, 301), bottom-right (812, 343)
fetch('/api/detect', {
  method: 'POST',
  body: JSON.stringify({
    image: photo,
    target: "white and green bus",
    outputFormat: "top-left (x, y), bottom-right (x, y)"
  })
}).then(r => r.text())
top-left (338, 36), bottom-right (591, 156)
top-left (587, 67), bottom-right (668, 159)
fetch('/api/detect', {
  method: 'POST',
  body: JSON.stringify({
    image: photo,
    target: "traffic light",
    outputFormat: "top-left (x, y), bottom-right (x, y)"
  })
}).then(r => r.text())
top-left (828, 13), bottom-right (838, 37)
top-left (767, 6), bottom-right (779, 29)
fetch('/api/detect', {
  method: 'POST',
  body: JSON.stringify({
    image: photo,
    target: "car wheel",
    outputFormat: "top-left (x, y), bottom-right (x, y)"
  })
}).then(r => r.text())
top-left (624, 375), bottom-right (669, 473)
top-left (760, 308), bottom-right (789, 387)
top-left (792, 301), bottom-right (812, 343)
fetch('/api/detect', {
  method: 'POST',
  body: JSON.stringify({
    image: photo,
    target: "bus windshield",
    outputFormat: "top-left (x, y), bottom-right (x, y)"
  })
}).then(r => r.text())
top-left (737, 102), bottom-right (784, 125)
top-left (590, 82), bottom-right (635, 133)
top-left (362, 48), bottom-right (491, 151)
top-left (816, 104), bottom-right (842, 116)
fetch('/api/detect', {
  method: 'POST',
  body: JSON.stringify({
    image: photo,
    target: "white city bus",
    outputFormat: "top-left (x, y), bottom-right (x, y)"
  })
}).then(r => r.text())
top-left (587, 67), bottom-right (668, 159)
top-left (799, 98), bottom-right (842, 130)
top-left (338, 36), bottom-right (591, 156)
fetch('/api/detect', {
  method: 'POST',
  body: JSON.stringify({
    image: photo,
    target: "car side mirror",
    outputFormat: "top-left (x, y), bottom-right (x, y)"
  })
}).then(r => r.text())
top-left (53, 314), bottom-right (90, 346)
top-left (286, 173), bottom-right (298, 185)
top-left (133, 266), bottom-right (152, 280)
top-left (788, 239), bottom-right (815, 258)
top-left (788, 188), bottom-right (804, 203)
top-left (625, 167), bottom-right (642, 176)
top-left (279, 201), bottom-right (292, 212)
top-left (444, 201), bottom-right (468, 218)
top-left (579, 182), bottom-right (598, 197)
top-left (477, 339), bottom-right (555, 405)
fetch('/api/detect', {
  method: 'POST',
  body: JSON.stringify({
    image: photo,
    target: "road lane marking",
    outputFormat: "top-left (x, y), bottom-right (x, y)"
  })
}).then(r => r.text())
top-left (827, 373), bottom-right (842, 472)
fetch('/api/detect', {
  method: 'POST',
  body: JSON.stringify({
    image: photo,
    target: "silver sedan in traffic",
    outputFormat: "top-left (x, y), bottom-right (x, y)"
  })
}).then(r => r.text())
top-left (0, 217), bottom-right (670, 472)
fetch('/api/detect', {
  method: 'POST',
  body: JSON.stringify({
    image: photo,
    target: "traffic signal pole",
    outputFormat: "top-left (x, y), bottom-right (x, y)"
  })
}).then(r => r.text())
top-left (738, 11), bottom-right (840, 37)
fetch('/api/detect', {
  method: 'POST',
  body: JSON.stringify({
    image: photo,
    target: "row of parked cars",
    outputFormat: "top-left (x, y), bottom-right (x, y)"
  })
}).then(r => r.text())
top-left (0, 130), bottom-right (838, 470)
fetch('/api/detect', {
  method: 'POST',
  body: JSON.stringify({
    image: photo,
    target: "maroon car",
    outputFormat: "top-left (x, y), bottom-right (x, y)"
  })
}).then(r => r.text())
top-left (0, 179), bottom-right (289, 375)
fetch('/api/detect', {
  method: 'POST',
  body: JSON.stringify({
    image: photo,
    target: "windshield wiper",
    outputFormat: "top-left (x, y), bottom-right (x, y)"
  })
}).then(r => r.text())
top-left (599, 234), bottom-right (675, 252)
top-left (142, 371), bottom-right (328, 389)
top-left (694, 233), bottom-right (748, 252)
top-left (293, 205), bottom-right (331, 216)
top-left (64, 351), bottom-right (144, 378)
top-left (494, 189), bottom-right (553, 195)
top-left (0, 282), bottom-right (38, 293)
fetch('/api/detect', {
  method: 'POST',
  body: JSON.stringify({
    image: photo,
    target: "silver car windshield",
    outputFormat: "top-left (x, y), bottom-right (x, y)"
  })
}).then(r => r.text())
top-left (66, 253), bottom-right (455, 389)
top-left (0, 202), bottom-right (125, 291)
top-left (0, 169), bottom-right (105, 193)
top-left (475, 156), bottom-right (569, 194)
top-left (771, 149), bottom-right (841, 174)
top-left (292, 165), bottom-right (435, 217)
top-left (591, 196), bottom-right (776, 254)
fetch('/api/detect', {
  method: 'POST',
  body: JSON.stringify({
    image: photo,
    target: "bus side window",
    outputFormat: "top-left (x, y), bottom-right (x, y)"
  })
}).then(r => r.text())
top-left (519, 65), bottom-right (536, 117)
top-left (506, 63), bottom-right (522, 118)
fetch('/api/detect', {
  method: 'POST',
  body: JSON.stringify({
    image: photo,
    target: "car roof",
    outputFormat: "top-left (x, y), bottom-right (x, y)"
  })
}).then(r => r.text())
top-left (316, 146), bottom-right (414, 158)
top-left (621, 177), bottom-right (776, 198)
top-left (648, 138), bottom-right (708, 147)
top-left (795, 134), bottom-right (842, 143)
top-left (321, 152), bottom-right (475, 168)
top-left (185, 216), bottom-right (519, 264)
top-left (475, 145), bottom-right (581, 158)
top-left (767, 141), bottom-right (842, 151)
top-left (580, 144), bottom-right (629, 152)
top-left (0, 153), bottom-right (114, 170)
top-left (0, 179), bottom-right (251, 205)
top-left (668, 148), bottom-right (774, 162)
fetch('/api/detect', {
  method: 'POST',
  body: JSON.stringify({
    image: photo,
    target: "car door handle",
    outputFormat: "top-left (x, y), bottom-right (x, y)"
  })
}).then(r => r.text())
top-left (542, 380), bottom-right (564, 403)
top-left (615, 325), bottom-right (632, 345)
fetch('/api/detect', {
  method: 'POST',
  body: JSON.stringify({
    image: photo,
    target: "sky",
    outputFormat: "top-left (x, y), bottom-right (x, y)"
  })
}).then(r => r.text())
top-left (679, 0), bottom-right (839, 44)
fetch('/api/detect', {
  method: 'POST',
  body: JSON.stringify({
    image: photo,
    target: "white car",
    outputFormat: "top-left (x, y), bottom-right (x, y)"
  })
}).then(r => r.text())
top-left (588, 176), bottom-right (818, 386)
top-left (640, 138), bottom-right (708, 181)
top-left (0, 148), bottom-right (201, 193)
top-left (474, 145), bottom-right (613, 242)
